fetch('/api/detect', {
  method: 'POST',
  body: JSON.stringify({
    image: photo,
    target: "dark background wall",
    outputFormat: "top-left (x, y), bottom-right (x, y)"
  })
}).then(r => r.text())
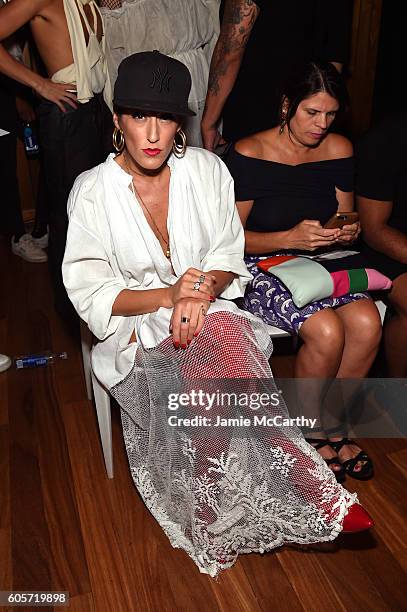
top-left (371, 1), bottom-right (405, 125)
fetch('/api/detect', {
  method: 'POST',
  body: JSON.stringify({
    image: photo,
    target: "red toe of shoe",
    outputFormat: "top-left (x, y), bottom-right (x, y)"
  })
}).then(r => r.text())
top-left (342, 503), bottom-right (374, 533)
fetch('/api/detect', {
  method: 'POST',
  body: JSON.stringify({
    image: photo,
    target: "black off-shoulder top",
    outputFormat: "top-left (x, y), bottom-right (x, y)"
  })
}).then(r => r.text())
top-left (225, 146), bottom-right (355, 232)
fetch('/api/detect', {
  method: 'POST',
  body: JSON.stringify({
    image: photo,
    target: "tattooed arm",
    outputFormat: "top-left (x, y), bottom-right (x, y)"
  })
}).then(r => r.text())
top-left (201, 0), bottom-right (259, 151)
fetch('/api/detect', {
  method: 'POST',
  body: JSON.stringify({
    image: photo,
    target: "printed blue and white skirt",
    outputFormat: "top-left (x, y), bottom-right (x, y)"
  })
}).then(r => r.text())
top-left (242, 255), bottom-right (370, 335)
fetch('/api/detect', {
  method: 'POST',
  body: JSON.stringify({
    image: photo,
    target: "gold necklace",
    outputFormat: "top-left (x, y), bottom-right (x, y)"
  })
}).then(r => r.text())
top-left (123, 154), bottom-right (171, 259)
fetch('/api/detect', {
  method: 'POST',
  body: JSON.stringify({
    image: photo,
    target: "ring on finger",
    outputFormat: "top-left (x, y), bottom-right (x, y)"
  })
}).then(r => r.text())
top-left (201, 306), bottom-right (206, 316)
top-left (199, 274), bottom-right (205, 283)
top-left (181, 316), bottom-right (190, 324)
top-left (193, 281), bottom-right (201, 291)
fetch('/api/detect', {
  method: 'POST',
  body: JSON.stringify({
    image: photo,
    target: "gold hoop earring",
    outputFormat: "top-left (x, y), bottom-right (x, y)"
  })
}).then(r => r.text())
top-left (172, 129), bottom-right (187, 158)
top-left (113, 126), bottom-right (125, 152)
top-left (279, 111), bottom-right (287, 135)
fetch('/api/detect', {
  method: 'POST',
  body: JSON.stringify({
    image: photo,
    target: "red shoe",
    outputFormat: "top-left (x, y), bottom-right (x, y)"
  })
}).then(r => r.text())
top-left (342, 504), bottom-right (374, 533)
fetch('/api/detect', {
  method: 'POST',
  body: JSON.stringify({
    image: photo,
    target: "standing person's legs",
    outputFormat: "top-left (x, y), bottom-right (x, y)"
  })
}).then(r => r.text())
top-left (0, 133), bottom-right (47, 263)
top-left (31, 162), bottom-right (49, 242)
top-left (38, 97), bottom-right (112, 320)
top-left (0, 133), bottom-right (26, 239)
top-left (38, 102), bottom-right (72, 318)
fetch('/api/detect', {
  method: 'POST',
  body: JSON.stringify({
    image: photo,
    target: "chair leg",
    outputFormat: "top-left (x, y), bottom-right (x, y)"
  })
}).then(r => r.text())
top-left (91, 371), bottom-right (114, 479)
top-left (80, 321), bottom-right (93, 401)
top-left (375, 299), bottom-right (387, 325)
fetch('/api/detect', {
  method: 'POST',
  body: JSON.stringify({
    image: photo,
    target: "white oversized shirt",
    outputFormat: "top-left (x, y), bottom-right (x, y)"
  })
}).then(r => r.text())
top-left (63, 148), bottom-right (255, 388)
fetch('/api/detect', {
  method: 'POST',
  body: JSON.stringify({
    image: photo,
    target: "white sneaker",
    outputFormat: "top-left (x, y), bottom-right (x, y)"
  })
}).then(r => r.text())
top-left (31, 230), bottom-right (49, 249)
top-left (11, 234), bottom-right (48, 263)
top-left (0, 354), bottom-right (11, 373)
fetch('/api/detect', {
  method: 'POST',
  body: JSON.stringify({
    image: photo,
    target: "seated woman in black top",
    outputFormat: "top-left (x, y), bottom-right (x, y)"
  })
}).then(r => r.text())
top-left (226, 62), bottom-right (381, 481)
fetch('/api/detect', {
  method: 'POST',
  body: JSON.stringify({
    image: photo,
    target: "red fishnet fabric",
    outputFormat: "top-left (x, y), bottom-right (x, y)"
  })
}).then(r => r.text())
top-left (111, 311), bottom-right (356, 576)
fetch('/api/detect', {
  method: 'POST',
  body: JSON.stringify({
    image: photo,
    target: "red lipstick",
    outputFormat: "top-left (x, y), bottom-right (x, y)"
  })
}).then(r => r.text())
top-left (143, 148), bottom-right (161, 156)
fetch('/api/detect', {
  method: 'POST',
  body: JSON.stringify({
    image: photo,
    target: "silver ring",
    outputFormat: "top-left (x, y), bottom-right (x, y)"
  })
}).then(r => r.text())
top-left (201, 306), bottom-right (206, 316)
top-left (181, 316), bottom-right (190, 324)
top-left (199, 274), bottom-right (205, 283)
top-left (193, 281), bottom-right (201, 291)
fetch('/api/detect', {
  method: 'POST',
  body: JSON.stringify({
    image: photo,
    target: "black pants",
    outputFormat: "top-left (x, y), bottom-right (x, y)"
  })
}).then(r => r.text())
top-left (31, 157), bottom-right (49, 236)
top-left (38, 94), bottom-right (112, 318)
top-left (0, 132), bottom-right (26, 238)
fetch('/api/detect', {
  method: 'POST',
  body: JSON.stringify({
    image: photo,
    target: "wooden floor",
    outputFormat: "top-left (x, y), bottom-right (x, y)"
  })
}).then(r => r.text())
top-left (1, 235), bottom-right (406, 612)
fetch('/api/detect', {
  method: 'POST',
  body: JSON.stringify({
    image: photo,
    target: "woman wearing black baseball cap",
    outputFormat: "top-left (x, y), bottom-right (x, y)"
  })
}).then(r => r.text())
top-left (63, 51), bottom-right (372, 576)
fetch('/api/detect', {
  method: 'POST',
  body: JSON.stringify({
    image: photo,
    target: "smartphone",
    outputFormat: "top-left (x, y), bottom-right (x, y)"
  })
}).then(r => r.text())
top-left (324, 212), bottom-right (359, 229)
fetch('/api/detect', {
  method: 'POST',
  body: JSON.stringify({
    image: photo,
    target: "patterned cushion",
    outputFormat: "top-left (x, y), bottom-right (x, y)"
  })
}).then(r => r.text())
top-left (257, 255), bottom-right (392, 308)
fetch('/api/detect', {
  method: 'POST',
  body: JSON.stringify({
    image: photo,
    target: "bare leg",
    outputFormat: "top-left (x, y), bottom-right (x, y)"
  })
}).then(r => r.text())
top-left (329, 299), bottom-right (382, 472)
top-left (297, 309), bottom-right (345, 473)
top-left (335, 299), bottom-right (382, 378)
top-left (296, 308), bottom-right (345, 378)
top-left (384, 273), bottom-right (407, 377)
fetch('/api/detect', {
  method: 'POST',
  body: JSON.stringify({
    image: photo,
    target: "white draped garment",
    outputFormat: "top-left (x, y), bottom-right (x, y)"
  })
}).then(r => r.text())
top-left (63, 148), bottom-right (262, 388)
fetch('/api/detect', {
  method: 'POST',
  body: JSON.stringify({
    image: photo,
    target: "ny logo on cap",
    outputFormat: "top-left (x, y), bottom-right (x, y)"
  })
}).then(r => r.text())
top-left (150, 66), bottom-right (172, 93)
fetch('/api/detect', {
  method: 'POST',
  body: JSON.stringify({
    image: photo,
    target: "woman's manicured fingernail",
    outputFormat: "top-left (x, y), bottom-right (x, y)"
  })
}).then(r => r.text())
top-left (181, 343), bottom-right (187, 349)
top-left (173, 341), bottom-right (180, 348)
top-left (187, 339), bottom-right (191, 345)
top-left (193, 332), bottom-right (199, 337)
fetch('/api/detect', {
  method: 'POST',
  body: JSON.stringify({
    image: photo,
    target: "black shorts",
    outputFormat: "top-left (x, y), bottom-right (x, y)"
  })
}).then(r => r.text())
top-left (360, 243), bottom-right (407, 281)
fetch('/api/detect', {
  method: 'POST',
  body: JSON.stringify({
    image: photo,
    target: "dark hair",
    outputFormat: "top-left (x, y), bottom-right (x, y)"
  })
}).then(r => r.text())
top-left (281, 61), bottom-right (349, 127)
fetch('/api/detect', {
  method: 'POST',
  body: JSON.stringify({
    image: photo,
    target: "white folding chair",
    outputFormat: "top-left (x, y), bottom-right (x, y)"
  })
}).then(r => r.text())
top-left (80, 321), bottom-right (114, 479)
top-left (264, 324), bottom-right (290, 339)
top-left (375, 299), bottom-right (387, 324)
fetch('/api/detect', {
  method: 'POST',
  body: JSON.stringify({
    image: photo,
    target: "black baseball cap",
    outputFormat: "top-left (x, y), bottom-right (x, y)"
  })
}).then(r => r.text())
top-left (113, 50), bottom-right (196, 117)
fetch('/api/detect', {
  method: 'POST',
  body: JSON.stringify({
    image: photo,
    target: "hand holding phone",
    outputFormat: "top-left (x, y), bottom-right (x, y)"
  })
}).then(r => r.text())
top-left (326, 212), bottom-right (361, 244)
top-left (324, 212), bottom-right (359, 229)
top-left (287, 219), bottom-right (340, 251)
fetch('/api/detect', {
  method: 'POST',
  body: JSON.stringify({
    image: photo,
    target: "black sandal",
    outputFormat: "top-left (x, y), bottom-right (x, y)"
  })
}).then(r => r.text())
top-left (329, 438), bottom-right (374, 480)
top-left (305, 438), bottom-right (346, 483)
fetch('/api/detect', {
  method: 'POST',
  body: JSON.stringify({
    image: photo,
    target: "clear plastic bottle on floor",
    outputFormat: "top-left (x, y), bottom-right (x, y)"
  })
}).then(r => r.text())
top-left (15, 350), bottom-right (68, 369)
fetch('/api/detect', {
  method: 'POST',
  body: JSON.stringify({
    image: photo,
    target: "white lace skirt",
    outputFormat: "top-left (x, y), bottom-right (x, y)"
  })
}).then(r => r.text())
top-left (110, 310), bottom-right (356, 576)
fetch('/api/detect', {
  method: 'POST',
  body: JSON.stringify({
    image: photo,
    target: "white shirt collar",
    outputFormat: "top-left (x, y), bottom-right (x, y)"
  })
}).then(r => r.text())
top-left (106, 151), bottom-right (177, 187)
